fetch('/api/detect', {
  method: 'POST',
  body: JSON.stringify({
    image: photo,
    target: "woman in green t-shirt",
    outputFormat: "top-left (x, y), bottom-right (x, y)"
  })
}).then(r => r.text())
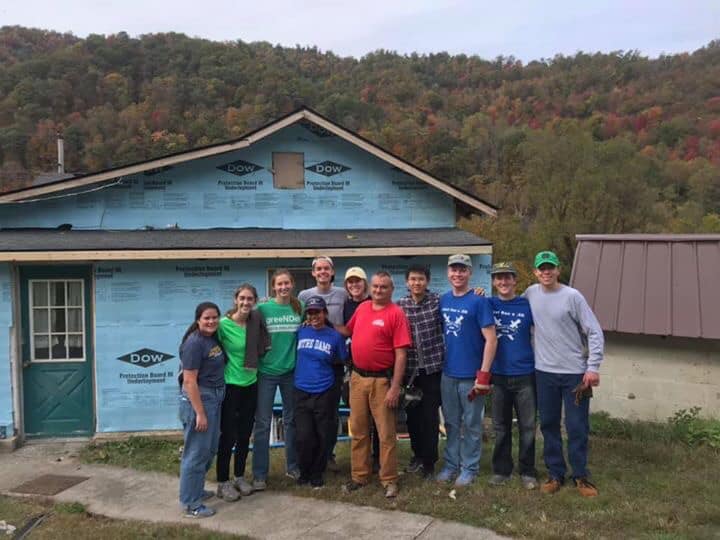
top-left (251, 269), bottom-right (304, 489)
top-left (215, 283), bottom-right (271, 502)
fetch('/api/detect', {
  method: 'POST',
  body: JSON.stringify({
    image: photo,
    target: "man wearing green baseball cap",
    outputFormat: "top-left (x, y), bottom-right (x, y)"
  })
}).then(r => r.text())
top-left (487, 262), bottom-right (538, 490)
top-left (524, 250), bottom-right (604, 498)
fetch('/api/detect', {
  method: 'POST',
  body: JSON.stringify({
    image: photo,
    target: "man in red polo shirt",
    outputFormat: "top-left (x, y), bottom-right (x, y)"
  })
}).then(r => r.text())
top-left (343, 271), bottom-right (411, 498)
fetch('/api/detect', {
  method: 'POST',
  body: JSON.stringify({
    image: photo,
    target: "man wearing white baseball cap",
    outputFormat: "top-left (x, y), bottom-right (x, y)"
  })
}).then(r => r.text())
top-left (341, 265), bottom-right (380, 470)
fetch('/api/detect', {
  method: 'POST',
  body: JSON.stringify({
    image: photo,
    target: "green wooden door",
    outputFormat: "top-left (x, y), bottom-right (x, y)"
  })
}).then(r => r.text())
top-left (21, 266), bottom-right (94, 437)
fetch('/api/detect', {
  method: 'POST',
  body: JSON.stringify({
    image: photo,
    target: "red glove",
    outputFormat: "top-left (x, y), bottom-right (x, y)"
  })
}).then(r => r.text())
top-left (467, 370), bottom-right (491, 401)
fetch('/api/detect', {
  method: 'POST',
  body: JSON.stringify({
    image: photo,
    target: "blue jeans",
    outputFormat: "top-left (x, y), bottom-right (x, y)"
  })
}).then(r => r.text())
top-left (252, 371), bottom-right (298, 480)
top-left (178, 385), bottom-right (224, 509)
top-left (441, 374), bottom-right (485, 475)
top-left (535, 370), bottom-right (590, 481)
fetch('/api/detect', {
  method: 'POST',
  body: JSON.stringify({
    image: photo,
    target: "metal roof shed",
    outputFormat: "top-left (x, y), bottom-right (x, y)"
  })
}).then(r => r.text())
top-left (571, 234), bottom-right (720, 339)
top-left (570, 234), bottom-right (720, 421)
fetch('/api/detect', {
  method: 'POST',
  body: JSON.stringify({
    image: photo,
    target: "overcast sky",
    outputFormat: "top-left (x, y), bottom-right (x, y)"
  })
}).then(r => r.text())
top-left (2, 0), bottom-right (718, 62)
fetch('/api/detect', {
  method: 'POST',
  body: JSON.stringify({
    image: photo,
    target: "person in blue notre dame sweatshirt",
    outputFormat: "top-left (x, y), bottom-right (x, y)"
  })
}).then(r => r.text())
top-left (293, 296), bottom-right (348, 489)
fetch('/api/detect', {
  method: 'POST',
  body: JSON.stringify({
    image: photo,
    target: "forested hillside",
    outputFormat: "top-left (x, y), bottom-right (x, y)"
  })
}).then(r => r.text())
top-left (1, 26), bottom-right (719, 272)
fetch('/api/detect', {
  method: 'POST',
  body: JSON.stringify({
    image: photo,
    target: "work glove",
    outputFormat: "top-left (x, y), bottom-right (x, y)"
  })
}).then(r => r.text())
top-left (467, 370), bottom-right (491, 401)
top-left (572, 383), bottom-right (593, 406)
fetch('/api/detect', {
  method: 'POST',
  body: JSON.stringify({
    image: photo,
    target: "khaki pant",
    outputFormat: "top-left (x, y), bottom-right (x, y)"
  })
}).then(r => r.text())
top-left (349, 371), bottom-right (398, 486)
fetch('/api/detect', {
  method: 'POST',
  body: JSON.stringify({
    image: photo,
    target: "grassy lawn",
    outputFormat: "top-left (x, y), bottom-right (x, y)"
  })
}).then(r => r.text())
top-left (0, 495), bottom-right (243, 539)
top-left (81, 414), bottom-right (720, 540)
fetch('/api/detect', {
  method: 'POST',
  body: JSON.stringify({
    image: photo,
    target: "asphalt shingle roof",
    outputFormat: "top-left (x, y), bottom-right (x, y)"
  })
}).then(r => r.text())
top-left (0, 228), bottom-right (490, 252)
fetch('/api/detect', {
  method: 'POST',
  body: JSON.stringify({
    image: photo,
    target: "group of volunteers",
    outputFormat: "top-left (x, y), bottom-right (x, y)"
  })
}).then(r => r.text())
top-left (176, 250), bottom-right (605, 518)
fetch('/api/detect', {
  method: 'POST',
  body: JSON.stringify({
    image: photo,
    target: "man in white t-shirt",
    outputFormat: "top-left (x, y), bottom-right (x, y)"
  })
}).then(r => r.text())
top-left (299, 256), bottom-right (347, 326)
top-left (298, 256), bottom-right (348, 471)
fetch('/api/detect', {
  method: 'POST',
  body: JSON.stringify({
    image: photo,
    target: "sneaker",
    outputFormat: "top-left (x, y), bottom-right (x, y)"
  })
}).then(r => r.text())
top-left (286, 469), bottom-right (301, 481)
top-left (311, 478), bottom-right (325, 490)
top-left (234, 477), bottom-right (253, 496)
top-left (488, 474), bottom-right (511, 486)
top-left (252, 479), bottom-right (267, 492)
top-left (521, 475), bottom-right (538, 490)
top-left (216, 480), bottom-right (241, 502)
top-left (541, 478), bottom-right (563, 494)
top-left (184, 504), bottom-right (216, 518)
top-left (384, 482), bottom-right (399, 498)
top-left (436, 467), bottom-right (457, 483)
top-left (342, 480), bottom-right (366, 493)
top-left (202, 489), bottom-right (214, 500)
top-left (326, 456), bottom-right (340, 473)
top-left (420, 466), bottom-right (435, 480)
top-left (574, 477), bottom-right (599, 497)
top-left (404, 456), bottom-right (422, 474)
top-left (297, 475), bottom-right (310, 486)
top-left (454, 470), bottom-right (476, 487)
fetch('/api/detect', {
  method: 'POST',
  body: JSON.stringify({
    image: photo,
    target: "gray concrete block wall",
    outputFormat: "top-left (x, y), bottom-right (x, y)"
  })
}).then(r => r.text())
top-left (593, 333), bottom-right (720, 421)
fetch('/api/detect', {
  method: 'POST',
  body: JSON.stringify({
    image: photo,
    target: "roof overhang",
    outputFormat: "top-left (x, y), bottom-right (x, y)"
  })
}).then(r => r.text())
top-left (0, 108), bottom-right (497, 217)
top-left (0, 227), bottom-right (492, 262)
top-left (0, 245), bottom-right (492, 263)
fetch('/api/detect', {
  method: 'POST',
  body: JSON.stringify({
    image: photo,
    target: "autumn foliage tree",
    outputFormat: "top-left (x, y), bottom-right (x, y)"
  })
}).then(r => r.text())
top-left (1, 26), bottom-right (719, 268)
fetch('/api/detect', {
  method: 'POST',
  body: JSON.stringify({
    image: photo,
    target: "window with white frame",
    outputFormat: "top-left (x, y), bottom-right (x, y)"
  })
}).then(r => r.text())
top-left (30, 280), bottom-right (85, 361)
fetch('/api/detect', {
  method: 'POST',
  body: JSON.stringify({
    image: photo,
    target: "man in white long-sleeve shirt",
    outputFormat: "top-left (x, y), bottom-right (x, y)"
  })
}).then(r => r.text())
top-left (524, 250), bottom-right (604, 498)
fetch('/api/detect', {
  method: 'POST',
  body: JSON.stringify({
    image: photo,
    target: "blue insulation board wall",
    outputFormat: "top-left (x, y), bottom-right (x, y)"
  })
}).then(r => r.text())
top-left (0, 124), bottom-right (455, 230)
top-left (0, 264), bottom-right (13, 438)
top-left (94, 254), bottom-right (491, 432)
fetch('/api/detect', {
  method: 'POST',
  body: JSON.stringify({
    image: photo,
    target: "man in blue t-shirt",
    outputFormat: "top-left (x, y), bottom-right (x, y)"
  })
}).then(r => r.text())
top-left (487, 262), bottom-right (538, 490)
top-left (437, 254), bottom-right (497, 487)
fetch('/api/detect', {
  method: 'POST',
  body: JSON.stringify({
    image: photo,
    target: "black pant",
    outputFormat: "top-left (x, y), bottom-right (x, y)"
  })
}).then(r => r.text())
top-left (491, 373), bottom-right (537, 477)
top-left (216, 382), bottom-right (257, 482)
top-left (294, 387), bottom-right (336, 481)
top-left (326, 366), bottom-right (343, 458)
top-left (405, 370), bottom-right (442, 470)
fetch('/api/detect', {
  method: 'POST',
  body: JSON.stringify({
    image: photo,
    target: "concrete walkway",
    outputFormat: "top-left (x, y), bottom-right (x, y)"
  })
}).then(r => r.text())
top-left (0, 442), bottom-right (507, 539)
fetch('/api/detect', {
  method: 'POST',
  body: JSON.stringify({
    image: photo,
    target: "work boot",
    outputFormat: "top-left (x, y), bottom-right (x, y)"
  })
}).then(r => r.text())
top-left (540, 478), bottom-right (562, 494)
top-left (574, 477), bottom-right (599, 497)
top-left (384, 482), bottom-right (399, 498)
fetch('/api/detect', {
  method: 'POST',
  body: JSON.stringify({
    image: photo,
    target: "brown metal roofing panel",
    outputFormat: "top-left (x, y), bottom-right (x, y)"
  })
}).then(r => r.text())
top-left (615, 242), bottom-right (647, 334)
top-left (671, 242), bottom-right (702, 338)
top-left (570, 241), bottom-right (601, 308)
top-left (593, 241), bottom-right (624, 331)
top-left (577, 234), bottom-right (720, 242)
top-left (697, 242), bottom-right (720, 339)
top-left (643, 242), bottom-right (672, 335)
top-left (572, 235), bottom-right (720, 339)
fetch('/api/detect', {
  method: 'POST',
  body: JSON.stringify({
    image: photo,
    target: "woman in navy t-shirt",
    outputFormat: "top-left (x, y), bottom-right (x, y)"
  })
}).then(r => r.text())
top-left (293, 296), bottom-right (348, 488)
top-left (178, 302), bottom-right (226, 518)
